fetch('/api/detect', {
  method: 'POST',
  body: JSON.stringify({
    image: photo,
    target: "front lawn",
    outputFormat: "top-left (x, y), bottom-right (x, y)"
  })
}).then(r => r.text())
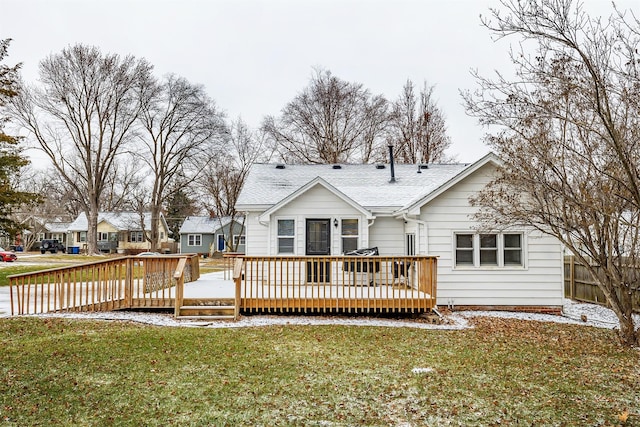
top-left (0, 265), bottom-right (70, 287)
top-left (0, 316), bottom-right (638, 425)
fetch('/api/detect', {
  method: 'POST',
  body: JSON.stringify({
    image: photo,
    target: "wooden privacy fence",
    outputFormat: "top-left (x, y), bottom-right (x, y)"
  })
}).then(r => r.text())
top-left (236, 255), bottom-right (437, 313)
top-left (564, 255), bottom-right (640, 313)
top-left (9, 254), bottom-right (200, 315)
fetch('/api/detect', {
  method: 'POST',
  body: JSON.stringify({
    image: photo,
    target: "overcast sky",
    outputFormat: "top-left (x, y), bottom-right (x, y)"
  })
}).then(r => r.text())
top-left (2, 0), bottom-right (634, 164)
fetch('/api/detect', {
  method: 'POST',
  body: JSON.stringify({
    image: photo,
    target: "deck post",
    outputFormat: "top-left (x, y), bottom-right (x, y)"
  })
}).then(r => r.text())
top-left (173, 257), bottom-right (188, 317)
top-left (233, 258), bottom-right (243, 320)
top-left (124, 258), bottom-right (134, 308)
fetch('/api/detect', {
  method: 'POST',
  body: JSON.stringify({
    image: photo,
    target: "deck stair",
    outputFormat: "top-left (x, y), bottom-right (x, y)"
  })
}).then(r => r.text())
top-left (175, 298), bottom-right (237, 320)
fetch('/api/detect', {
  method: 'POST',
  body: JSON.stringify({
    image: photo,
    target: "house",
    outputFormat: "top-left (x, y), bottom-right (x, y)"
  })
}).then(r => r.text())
top-left (235, 153), bottom-right (564, 310)
top-left (67, 211), bottom-right (171, 254)
top-left (15, 216), bottom-right (71, 251)
top-left (179, 215), bottom-right (245, 255)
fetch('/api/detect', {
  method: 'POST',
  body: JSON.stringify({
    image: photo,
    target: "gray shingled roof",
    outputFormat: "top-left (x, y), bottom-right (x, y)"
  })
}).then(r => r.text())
top-left (45, 222), bottom-right (71, 233)
top-left (68, 212), bottom-right (154, 231)
top-left (235, 163), bottom-right (469, 210)
top-left (179, 216), bottom-right (243, 234)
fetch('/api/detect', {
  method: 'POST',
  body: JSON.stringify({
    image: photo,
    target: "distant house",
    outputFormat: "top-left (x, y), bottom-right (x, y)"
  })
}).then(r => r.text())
top-left (235, 153), bottom-right (564, 310)
top-left (16, 216), bottom-right (71, 251)
top-left (179, 216), bottom-right (245, 255)
top-left (67, 212), bottom-right (171, 254)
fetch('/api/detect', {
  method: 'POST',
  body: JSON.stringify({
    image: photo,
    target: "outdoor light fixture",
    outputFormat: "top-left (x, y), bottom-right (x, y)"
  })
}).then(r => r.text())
top-left (334, 218), bottom-right (339, 228)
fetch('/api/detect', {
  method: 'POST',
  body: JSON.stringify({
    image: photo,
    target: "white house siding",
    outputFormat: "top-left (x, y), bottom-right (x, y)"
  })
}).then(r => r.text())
top-left (244, 211), bottom-right (269, 256)
top-left (368, 216), bottom-right (405, 255)
top-left (420, 163), bottom-right (563, 308)
top-left (271, 185), bottom-right (367, 256)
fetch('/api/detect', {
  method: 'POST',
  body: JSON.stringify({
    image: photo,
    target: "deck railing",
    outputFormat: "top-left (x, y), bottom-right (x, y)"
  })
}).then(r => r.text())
top-left (9, 254), bottom-right (200, 315)
top-left (238, 255), bottom-right (437, 314)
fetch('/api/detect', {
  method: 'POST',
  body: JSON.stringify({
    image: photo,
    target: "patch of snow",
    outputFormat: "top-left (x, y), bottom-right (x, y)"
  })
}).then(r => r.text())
top-left (4, 292), bottom-right (638, 333)
top-left (411, 367), bottom-right (434, 374)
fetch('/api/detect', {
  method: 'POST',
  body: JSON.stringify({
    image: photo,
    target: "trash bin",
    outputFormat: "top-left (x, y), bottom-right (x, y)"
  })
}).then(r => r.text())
top-left (70, 246), bottom-right (80, 254)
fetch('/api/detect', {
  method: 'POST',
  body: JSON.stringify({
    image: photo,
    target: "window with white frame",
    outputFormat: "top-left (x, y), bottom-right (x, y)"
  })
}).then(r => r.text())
top-left (277, 219), bottom-right (295, 254)
top-left (78, 232), bottom-right (87, 242)
top-left (455, 233), bottom-right (523, 267)
top-left (341, 219), bottom-right (358, 253)
top-left (37, 233), bottom-right (45, 241)
top-left (406, 233), bottom-right (416, 256)
top-left (233, 235), bottom-right (246, 246)
top-left (188, 234), bottom-right (202, 246)
top-left (455, 234), bottom-right (474, 266)
top-left (130, 231), bottom-right (144, 243)
top-left (98, 232), bottom-right (109, 241)
top-left (504, 234), bottom-right (522, 265)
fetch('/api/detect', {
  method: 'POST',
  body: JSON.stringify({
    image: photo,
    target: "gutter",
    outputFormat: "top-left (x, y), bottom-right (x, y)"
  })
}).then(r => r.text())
top-left (402, 213), bottom-right (429, 255)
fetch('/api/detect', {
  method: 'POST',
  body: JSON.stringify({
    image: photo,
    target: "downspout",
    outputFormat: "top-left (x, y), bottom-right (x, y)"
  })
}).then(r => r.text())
top-left (365, 217), bottom-right (375, 248)
top-left (402, 213), bottom-right (428, 254)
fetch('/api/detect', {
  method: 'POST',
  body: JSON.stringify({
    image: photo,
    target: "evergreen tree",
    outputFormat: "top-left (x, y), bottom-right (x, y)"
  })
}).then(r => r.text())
top-left (164, 185), bottom-right (198, 240)
top-left (0, 39), bottom-right (38, 238)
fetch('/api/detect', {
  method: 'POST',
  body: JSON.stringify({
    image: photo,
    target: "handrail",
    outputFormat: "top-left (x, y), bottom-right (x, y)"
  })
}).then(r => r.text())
top-left (9, 254), bottom-right (200, 315)
top-left (237, 255), bottom-right (438, 314)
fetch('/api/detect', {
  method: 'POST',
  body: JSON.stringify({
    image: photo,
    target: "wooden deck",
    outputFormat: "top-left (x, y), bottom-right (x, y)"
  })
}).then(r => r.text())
top-left (8, 255), bottom-right (438, 318)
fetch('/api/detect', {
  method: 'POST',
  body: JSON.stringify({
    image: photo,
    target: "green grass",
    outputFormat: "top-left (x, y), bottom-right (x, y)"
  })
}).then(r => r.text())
top-left (0, 316), bottom-right (638, 426)
top-left (0, 265), bottom-right (70, 286)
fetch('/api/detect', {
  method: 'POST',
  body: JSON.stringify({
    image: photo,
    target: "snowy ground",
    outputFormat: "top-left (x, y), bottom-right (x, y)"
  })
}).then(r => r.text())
top-left (1, 268), bottom-right (637, 332)
top-left (3, 299), bottom-right (636, 333)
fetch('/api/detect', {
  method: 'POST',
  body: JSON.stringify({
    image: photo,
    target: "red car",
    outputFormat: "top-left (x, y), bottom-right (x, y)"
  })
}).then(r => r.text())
top-left (0, 247), bottom-right (17, 262)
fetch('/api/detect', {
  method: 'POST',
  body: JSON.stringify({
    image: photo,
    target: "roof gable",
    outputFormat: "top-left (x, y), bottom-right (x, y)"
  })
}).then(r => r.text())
top-left (258, 177), bottom-right (373, 222)
top-left (402, 152), bottom-right (502, 214)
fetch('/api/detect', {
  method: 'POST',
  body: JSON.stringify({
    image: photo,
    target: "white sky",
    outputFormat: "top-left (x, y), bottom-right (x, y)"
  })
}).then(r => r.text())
top-left (2, 0), bottom-right (634, 165)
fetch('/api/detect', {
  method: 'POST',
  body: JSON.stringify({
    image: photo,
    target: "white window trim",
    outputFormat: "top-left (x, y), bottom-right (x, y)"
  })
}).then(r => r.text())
top-left (187, 234), bottom-right (202, 247)
top-left (340, 218), bottom-right (359, 254)
top-left (276, 217), bottom-right (296, 255)
top-left (452, 232), bottom-right (527, 270)
top-left (233, 235), bottom-right (246, 246)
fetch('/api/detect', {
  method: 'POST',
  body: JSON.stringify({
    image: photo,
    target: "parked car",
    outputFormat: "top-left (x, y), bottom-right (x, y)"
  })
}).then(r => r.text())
top-left (0, 247), bottom-right (17, 262)
top-left (40, 239), bottom-right (66, 254)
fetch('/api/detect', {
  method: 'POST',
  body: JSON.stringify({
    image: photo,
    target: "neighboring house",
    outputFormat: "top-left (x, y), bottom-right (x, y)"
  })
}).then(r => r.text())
top-left (17, 216), bottom-right (72, 251)
top-left (179, 216), bottom-right (245, 255)
top-left (235, 153), bottom-right (564, 310)
top-left (67, 212), bottom-right (171, 254)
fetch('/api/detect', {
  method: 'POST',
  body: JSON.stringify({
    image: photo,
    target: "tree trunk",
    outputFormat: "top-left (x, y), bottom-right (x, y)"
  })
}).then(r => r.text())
top-left (86, 209), bottom-right (99, 255)
top-left (150, 207), bottom-right (160, 252)
top-left (618, 315), bottom-right (638, 347)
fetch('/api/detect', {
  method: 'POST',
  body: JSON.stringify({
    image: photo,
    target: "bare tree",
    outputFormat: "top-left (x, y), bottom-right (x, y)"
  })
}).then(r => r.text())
top-left (263, 68), bottom-right (388, 164)
top-left (10, 44), bottom-right (152, 254)
top-left (100, 154), bottom-right (147, 212)
top-left (137, 73), bottom-right (227, 250)
top-left (389, 80), bottom-right (452, 164)
top-left (463, 0), bottom-right (640, 346)
top-left (200, 117), bottom-right (269, 252)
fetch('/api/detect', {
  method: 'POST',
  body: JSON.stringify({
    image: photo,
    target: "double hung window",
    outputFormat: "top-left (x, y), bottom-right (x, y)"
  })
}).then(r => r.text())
top-left (277, 219), bottom-right (295, 254)
top-left (341, 219), bottom-right (358, 253)
top-left (455, 233), bottom-right (523, 268)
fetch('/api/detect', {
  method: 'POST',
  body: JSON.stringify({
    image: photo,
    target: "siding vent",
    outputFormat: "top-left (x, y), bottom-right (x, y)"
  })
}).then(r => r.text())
top-left (419, 164), bottom-right (429, 169)
top-left (332, 164), bottom-right (342, 169)
top-left (375, 164), bottom-right (385, 169)
top-left (275, 164), bottom-right (285, 169)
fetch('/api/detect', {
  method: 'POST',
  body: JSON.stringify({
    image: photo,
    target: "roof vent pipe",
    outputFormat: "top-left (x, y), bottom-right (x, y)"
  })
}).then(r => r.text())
top-left (388, 145), bottom-right (396, 183)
